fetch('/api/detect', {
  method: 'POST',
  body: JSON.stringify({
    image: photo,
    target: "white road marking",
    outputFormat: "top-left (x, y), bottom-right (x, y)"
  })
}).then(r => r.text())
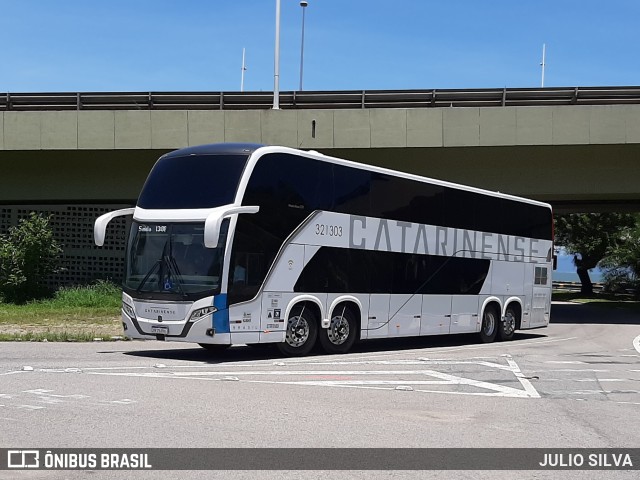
top-left (23, 389), bottom-right (89, 399)
top-left (574, 379), bottom-right (630, 382)
top-left (36, 397), bottom-right (64, 405)
top-left (545, 361), bottom-right (586, 364)
top-left (320, 336), bottom-right (579, 361)
top-left (83, 357), bottom-right (540, 399)
top-left (90, 369), bottom-right (500, 377)
top-left (442, 336), bottom-right (580, 351)
top-left (504, 355), bottom-right (541, 398)
top-left (633, 335), bottom-right (640, 354)
top-left (107, 399), bottom-right (137, 405)
top-left (240, 375), bottom-right (534, 398)
top-left (598, 378), bottom-right (637, 382)
top-left (571, 390), bottom-right (640, 395)
top-left (0, 388), bottom-right (139, 412)
top-left (546, 369), bottom-right (610, 372)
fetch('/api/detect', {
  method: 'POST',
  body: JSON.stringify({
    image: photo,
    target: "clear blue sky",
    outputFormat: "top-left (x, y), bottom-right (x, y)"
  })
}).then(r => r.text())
top-left (1, 0), bottom-right (639, 92)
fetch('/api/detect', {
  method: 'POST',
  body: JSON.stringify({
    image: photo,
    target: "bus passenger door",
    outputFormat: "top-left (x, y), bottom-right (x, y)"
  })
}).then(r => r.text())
top-left (388, 295), bottom-right (422, 337)
top-left (421, 295), bottom-right (452, 335)
top-left (521, 263), bottom-right (535, 329)
top-left (450, 296), bottom-right (480, 334)
top-left (367, 294), bottom-right (389, 338)
top-left (531, 264), bottom-right (551, 327)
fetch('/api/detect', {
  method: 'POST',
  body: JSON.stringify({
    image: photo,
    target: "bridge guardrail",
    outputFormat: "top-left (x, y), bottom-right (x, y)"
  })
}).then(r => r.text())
top-left (2, 86), bottom-right (640, 111)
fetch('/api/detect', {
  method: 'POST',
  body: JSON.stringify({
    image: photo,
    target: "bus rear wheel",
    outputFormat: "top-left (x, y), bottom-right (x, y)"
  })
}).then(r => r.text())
top-left (319, 306), bottom-right (357, 354)
top-left (498, 306), bottom-right (517, 341)
top-left (478, 306), bottom-right (498, 343)
top-left (277, 305), bottom-right (318, 356)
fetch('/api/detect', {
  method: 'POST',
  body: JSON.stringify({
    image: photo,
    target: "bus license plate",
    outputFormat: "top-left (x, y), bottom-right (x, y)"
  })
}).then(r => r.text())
top-left (151, 325), bottom-right (169, 335)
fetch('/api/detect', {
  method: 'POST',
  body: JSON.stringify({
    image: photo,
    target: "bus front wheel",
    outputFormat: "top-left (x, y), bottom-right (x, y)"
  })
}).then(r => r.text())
top-left (478, 306), bottom-right (498, 343)
top-left (319, 306), bottom-right (357, 354)
top-left (277, 305), bottom-right (318, 356)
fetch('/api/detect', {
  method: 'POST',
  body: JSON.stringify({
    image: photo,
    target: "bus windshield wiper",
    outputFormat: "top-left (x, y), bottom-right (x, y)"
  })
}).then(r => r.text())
top-left (164, 254), bottom-right (187, 298)
top-left (163, 234), bottom-right (187, 298)
top-left (135, 259), bottom-right (161, 293)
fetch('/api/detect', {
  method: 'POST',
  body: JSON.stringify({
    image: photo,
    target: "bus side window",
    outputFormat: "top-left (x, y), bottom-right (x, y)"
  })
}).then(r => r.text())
top-left (232, 257), bottom-right (247, 285)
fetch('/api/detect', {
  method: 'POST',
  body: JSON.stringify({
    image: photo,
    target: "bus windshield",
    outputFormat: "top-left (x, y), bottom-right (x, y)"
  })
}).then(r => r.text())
top-left (137, 154), bottom-right (248, 210)
top-left (124, 221), bottom-right (229, 298)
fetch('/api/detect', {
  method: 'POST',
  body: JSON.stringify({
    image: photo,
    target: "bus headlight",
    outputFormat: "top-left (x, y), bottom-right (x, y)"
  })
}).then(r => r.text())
top-left (122, 302), bottom-right (136, 320)
top-left (189, 306), bottom-right (217, 322)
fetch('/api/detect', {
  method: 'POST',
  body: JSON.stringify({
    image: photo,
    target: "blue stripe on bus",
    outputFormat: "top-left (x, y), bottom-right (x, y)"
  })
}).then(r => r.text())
top-left (212, 294), bottom-right (230, 334)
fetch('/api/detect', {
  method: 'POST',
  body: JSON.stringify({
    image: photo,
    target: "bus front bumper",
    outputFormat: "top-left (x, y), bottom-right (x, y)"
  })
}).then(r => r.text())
top-left (120, 294), bottom-right (231, 345)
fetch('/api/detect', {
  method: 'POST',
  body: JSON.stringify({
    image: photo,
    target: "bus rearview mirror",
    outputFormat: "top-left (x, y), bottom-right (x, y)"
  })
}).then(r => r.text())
top-left (204, 205), bottom-right (260, 248)
top-left (94, 208), bottom-right (135, 246)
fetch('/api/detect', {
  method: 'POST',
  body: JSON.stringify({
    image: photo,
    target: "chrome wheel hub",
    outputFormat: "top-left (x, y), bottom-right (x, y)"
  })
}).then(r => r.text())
top-left (503, 311), bottom-right (516, 335)
top-left (285, 316), bottom-right (309, 347)
top-left (327, 315), bottom-right (350, 345)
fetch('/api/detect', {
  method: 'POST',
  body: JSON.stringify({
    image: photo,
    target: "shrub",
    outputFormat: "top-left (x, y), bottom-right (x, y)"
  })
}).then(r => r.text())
top-left (0, 213), bottom-right (62, 303)
top-left (602, 268), bottom-right (639, 296)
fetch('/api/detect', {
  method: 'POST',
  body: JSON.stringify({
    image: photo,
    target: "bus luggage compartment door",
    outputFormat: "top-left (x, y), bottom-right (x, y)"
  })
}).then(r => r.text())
top-left (367, 294), bottom-right (390, 338)
top-left (420, 295), bottom-right (452, 336)
top-left (389, 295), bottom-right (422, 337)
top-left (450, 296), bottom-right (480, 334)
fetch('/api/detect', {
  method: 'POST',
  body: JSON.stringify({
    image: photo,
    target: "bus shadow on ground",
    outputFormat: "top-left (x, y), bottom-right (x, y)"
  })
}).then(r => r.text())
top-left (122, 331), bottom-right (547, 364)
top-left (551, 302), bottom-right (640, 325)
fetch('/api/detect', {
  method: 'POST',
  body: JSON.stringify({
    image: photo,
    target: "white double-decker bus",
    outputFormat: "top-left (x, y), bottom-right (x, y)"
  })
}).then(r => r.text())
top-left (95, 143), bottom-right (553, 356)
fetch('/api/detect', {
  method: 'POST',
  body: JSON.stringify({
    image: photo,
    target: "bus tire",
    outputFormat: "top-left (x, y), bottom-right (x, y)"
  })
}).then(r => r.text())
top-left (198, 343), bottom-right (231, 353)
top-left (479, 306), bottom-right (498, 343)
top-left (498, 306), bottom-right (517, 341)
top-left (277, 305), bottom-right (318, 356)
top-left (319, 306), bottom-right (357, 354)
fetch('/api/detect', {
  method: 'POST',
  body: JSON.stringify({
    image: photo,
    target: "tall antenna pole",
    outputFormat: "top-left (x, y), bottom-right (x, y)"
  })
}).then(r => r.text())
top-left (240, 48), bottom-right (247, 92)
top-left (540, 43), bottom-right (546, 88)
top-left (273, 0), bottom-right (281, 109)
top-left (299, 1), bottom-right (308, 91)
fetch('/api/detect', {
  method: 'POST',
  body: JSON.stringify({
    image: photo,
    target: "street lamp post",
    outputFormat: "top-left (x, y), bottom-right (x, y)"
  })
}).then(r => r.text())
top-left (540, 43), bottom-right (546, 88)
top-left (299, 1), bottom-right (308, 91)
top-left (273, 0), bottom-right (281, 109)
top-left (240, 48), bottom-right (247, 92)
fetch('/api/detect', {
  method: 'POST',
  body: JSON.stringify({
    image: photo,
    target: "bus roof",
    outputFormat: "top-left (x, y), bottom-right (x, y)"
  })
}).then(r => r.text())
top-left (161, 143), bottom-right (551, 211)
top-left (250, 145), bottom-right (553, 210)
top-left (161, 143), bottom-right (264, 159)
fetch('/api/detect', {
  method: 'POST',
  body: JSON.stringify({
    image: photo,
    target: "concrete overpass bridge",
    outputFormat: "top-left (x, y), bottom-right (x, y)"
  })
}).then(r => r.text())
top-left (1, 87), bottom-right (639, 285)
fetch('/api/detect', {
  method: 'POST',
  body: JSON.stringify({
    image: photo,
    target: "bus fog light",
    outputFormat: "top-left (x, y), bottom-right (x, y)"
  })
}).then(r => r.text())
top-left (122, 302), bottom-right (136, 320)
top-left (189, 306), bottom-right (217, 322)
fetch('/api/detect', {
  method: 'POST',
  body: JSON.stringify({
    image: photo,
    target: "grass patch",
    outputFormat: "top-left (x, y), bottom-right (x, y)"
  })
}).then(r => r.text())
top-left (553, 290), bottom-right (640, 312)
top-left (49, 280), bottom-right (121, 308)
top-left (0, 331), bottom-right (121, 342)
top-left (0, 281), bottom-right (123, 340)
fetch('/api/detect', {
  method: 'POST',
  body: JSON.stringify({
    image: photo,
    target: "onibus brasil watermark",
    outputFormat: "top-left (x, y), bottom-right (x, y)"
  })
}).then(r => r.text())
top-left (2, 448), bottom-right (638, 470)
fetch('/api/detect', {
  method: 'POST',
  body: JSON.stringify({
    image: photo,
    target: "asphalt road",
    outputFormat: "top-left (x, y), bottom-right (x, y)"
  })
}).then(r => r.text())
top-left (1, 302), bottom-right (639, 480)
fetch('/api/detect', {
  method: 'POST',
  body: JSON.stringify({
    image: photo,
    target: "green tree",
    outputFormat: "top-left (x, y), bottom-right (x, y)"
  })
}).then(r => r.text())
top-left (554, 213), bottom-right (636, 295)
top-left (600, 222), bottom-right (640, 295)
top-left (0, 213), bottom-right (62, 302)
